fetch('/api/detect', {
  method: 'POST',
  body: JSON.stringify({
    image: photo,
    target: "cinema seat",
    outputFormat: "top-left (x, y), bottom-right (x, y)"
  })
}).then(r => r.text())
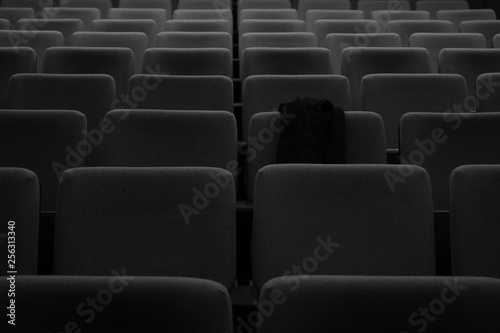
top-left (0, 18), bottom-right (9, 29)
top-left (357, 0), bottom-right (411, 19)
top-left (239, 32), bottom-right (317, 58)
top-left (127, 75), bottom-right (233, 112)
top-left (253, 164), bottom-right (434, 291)
top-left (258, 276), bottom-right (500, 333)
top-left (0, 168), bottom-right (39, 275)
top-left (90, 19), bottom-right (157, 47)
top-left (0, 47), bottom-right (35, 108)
top-left (120, 0), bottom-right (172, 19)
top-left (0, 31), bottom-right (63, 72)
top-left (7, 73), bottom-right (115, 166)
top-left (476, 73), bottom-right (500, 112)
top-left (0, 0), bottom-right (50, 12)
top-left (306, 10), bottom-right (365, 32)
top-left (5, 276), bottom-right (232, 332)
top-left (239, 8), bottom-right (298, 22)
top-left (450, 165), bottom-right (500, 279)
top-left (439, 48), bottom-right (500, 98)
top-left (54, 167), bottom-right (236, 289)
top-left (242, 74), bottom-right (350, 139)
top-left (493, 33), bottom-right (500, 48)
top-left (43, 46), bottom-right (134, 98)
top-left (437, 9), bottom-right (496, 32)
top-left (177, 0), bottom-right (232, 10)
top-left (142, 48), bottom-right (232, 77)
top-left (238, 0), bottom-right (291, 12)
top-left (174, 8), bottom-right (233, 21)
top-left (313, 19), bottom-right (383, 47)
top-left (0, 110), bottom-right (86, 212)
top-left (460, 20), bottom-right (500, 47)
top-left (42, 7), bottom-right (101, 31)
top-left (341, 47), bottom-right (432, 110)
top-left (0, 7), bottom-right (34, 24)
top-left (371, 9), bottom-right (430, 22)
top-left (71, 32), bottom-right (148, 73)
top-left (416, 1), bottom-right (469, 20)
top-left (59, 0), bottom-right (112, 19)
top-left (239, 19), bottom-right (306, 40)
top-left (387, 20), bottom-right (453, 46)
top-left (409, 33), bottom-right (486, 73)
top-left (108, 8), bottom-right (168, 33)
top-left (298, 0), bottom-right (351, 21)
top-left (240, 47), bottom-right (333, 86)
top-left (361, 73), bottom-right (468, 150)
top-left (399, 112), bottom-right (500, 211)
top-left (325, 33), bottom-right (401, 74)
top-left (15, 18), bottom-right (83, 46)
top-left (164, 19), bottom-right (232, 34)
top-left (155, 32), bottom-right (232, 54)
top-left (247, 111), bottom-right (385, 199)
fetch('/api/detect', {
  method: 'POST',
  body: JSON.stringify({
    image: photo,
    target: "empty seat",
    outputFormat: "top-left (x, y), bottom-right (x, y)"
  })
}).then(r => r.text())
top-left (42, 7), bottom-right (101, 31)
top-left (0, 168), bottom-right (39, 275)
top-left (325, 32), bottom-right (401, 74)
top-left (341, 47), bottom-right (432, 110)
top-left (371, 9), bottom-right (430, 23)
top-left (306, 10), bottom-right (365, 32)
top-left (437, 9), bottom-right (496, 32)
top-left (387, 20), bottom-right (453, 46)
top-left (314, 19), bottom-right (383, 47)
top-left (460, 20), bottom-right (500, 47)
top-left (239, 19), bottom-right (306, 40)
top-left (0, 110), bottom-right (86, 212)
top-left (142, 48), bottom-right (232, 77)
top-left (7, 73), bottom-right (116, 166)
top-left (155, 32), bottom-right (232, 55)
top-left (357, 0), bottom-right (411, 19)
top-left (127, 75), bottom-right (233, 112)
top-left (108, 8), bottom-right (168, 33)
top-left (71, 31), bottom-right (148, 73)
top-left (258, 276), bottom-right (500, 333)
top-left (90, 19), bottom-right (157, 47)
top-left (240, 47), bottom-right (333, 86)
top-left (450, 165), bottom-right (500, 279)
top-left (0, 7), bottom-right (35, 24)
top-left (247, 110), bottom-right (385, 199)
top-left (177, 0), bottom-right (232, 10)
top-left (410, 33), bottom-right (486, 73)
top-left (238, 0), bottom-right (291, 12)
top-left (0, 30), bottom-right (63, 72)
top-left (253, 164), bottom-right (434, 291)
top-left (239, 8), bottom-right (298, 22)
top-left (242, 74), bottom-right (352, 143)
top-left (174, 8), bottom-right (232, 21)
top-left (0, 0), bottom-right (49, 12)
top-left (239, 32), bottom-right (317, 58)
top-left (59, 0), bottom-right (112, 19)
top-left (361, 73), bottom-right (468, 150)
top-left (15, 18), bottom-right (83, 46)
top-left (6, 276), bottom-right (232, 332)
top-left (298, 0), bottom-right (351, 21)
top-left (399, 112), bottom-right (500, 211)
top-left (439, 48), bottom-right (500, 99)
top-left (476, 73), bottom-right (500, 112)
top-left (416, 1), bottom-right (469, 19)
top-left (120, 0), bottom-right (172, 18)
top-left (100, 110), bottom-right (237, 170)
top-left (43, 46), bottom-right (134, 98)
top-left (54, 167), bottom-right (236, 288)
top-left (493, 33), bottom-right (500, 48)
top-left (0, 18), bottom-right (9, 29)
top-left (0, 47), bottom-right (36, 108)
top-left (164, 19), bottom-right (232, 34)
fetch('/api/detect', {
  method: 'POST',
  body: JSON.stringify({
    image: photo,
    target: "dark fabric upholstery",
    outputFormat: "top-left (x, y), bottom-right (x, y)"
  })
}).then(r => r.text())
top-left (437, 9), bottom-right (496, 32)
top-left (0, 8), bottom-right (35, 24)
top-left (298, 0), bottom-right (351, 21)
top-left (54, 167), bottom-right (236, 289)
top-left (15, 18), bottom-right (83, 46)
top-left (0, 110), bottom-right (86, 212)
top-left (258, 275), bottom-right (500, 333)
top-left (313, 19), bottom-right (381, 47)
top-left (416, 1), bottom-right (469, 19)
top-left (90, 19), bottom-right (157, 47)
top-left (0, 47), bottom-right (35, 108)
top-left (0, 168), bottom-right (39, 275)
top-left (306, 9), bottom-right (364, 32)
top-left (450, 165), bottom-right (500, 278)
top-left (476, 72), bottom-right (500, 112)
top-left (59, 0), bottom-right (112, 19)
top-left (387, 20), bottom-right (454, 46)
top-left (253, 164), bottom-right (435, 291)
top-left (1, 276), bottom-right (232, 332)
top-left (460, 20), bottom-right (500, 47)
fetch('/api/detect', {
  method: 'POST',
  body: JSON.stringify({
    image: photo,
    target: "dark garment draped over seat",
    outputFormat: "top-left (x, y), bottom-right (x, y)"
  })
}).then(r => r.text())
top-left (276, 96), bottom-right (346, 164)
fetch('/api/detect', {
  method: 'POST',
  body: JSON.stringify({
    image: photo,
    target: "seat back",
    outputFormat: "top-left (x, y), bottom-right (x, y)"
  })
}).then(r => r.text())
top-left (399, 112), bottom-right (500, 211)
top-left (437, 9), bottom-right (496, 32)
top-left (460, 20), bottom-right (500, 47)
top-left (253, 164), bottom-right (435, 291)
top-left (59, 0), bottom-right (112, 19)
top-left (15, 18), bottom-right (84, 45)
top-left (164, 19), bottom-right (232, 34)
top-left (90, 19), bottom-right (157, 47)
top-left (239, 19), bottom-right (306, 40)
top-left (108, 8), bottom-right (168, 33)
top-left (476, 72), bottom-right (500, 112)
top-left (314, 19), bottom-right (383, 47)
top-left (0, 47), bottom-right (35, 108)
top-left (298, 0), bottom-right (351, 21)
top-left (239, 32), bottom-right (317, 58)
top-left (43, 7), bottom-right (101, 30)
top-left (54, 167), bottom-right (236, 288)
top-left (361, 73), bottom-right (468, 149)
top-left (387, 20), bottom-right (453, 46)
top-left (0, 7), bottom-right (34, 24)
top-left (0, 168), bottom-right (39, 275)
top-left (177, 0), bottom-right (232, 10)
top-left (416, 1), bottom-right (469, 19)
top-left (357, 0), bottom-right (411, 19)
top-left (306, 10), bottom-right (364, 32)
top-left (341, 47), bottom-right (432, 110)
top-left (155, 31), bottom-right (232, 55)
